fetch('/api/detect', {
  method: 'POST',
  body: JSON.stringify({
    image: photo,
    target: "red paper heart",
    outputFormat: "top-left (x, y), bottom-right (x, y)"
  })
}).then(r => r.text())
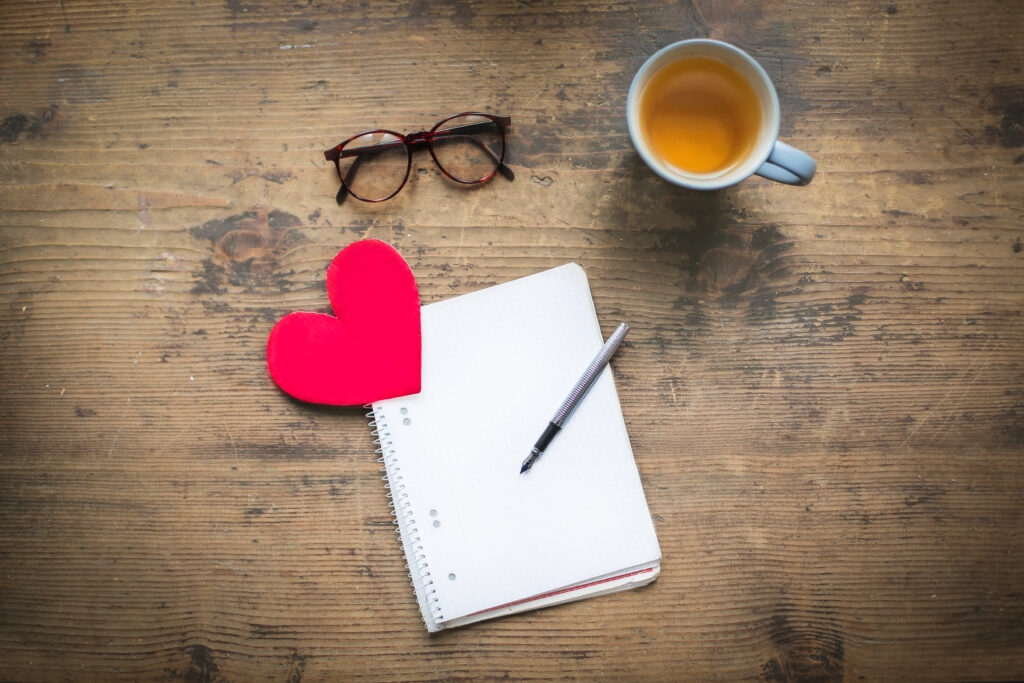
top-left (266, 240), bottom-right (421, 404)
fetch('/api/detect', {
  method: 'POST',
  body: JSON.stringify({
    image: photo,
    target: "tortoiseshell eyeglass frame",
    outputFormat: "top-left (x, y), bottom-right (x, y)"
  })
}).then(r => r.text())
top-left (324, 113), bottom-right (514, 205)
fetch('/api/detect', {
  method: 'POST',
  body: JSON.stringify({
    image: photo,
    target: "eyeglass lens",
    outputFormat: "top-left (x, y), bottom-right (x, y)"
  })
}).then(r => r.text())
top-left (338, 131), bottom-right (410, 202)
top-left (429, 114), bottom-right (504, 183)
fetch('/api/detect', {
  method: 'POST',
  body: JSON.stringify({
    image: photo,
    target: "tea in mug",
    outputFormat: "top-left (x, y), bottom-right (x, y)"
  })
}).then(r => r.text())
top-left (639, 56), bottom-right (761, 175)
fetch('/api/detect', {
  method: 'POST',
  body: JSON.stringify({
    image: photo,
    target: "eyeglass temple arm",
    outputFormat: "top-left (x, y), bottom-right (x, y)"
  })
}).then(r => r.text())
top-left (333, 154), bottom-right (363, 205)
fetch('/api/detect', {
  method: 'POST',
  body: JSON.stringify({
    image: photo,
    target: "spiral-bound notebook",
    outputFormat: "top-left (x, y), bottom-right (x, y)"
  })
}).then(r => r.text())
top-left (369, 264), bottom-right (661, 632)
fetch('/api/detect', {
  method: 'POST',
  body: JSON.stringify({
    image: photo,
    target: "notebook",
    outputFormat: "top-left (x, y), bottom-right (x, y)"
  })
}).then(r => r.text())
top-left (369, 264), bottom-right (661, 632)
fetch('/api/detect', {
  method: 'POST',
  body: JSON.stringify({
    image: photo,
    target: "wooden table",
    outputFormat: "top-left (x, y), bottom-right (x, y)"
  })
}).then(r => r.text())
top-left (2, 1), bottom-right (1022, 680)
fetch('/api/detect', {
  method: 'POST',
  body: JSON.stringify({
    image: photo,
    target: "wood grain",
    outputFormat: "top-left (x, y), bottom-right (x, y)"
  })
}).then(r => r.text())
top-left (1, 0), bottom-right (1022, 680)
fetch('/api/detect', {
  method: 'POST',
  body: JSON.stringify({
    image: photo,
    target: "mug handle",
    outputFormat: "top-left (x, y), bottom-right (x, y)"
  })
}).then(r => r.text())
top-left (755, 140), bottom-right (816, 186)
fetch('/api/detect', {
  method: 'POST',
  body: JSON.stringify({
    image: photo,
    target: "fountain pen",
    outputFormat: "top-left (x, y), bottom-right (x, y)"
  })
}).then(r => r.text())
top-left (520, 322), bottom-right (629, 474)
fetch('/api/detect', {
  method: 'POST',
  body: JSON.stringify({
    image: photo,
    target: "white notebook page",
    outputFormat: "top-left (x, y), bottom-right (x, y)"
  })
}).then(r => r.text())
top-left (375, 264), bottom-right (661, 627)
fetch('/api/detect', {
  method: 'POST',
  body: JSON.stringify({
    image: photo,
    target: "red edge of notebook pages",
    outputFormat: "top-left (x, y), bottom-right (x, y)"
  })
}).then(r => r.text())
top-left (464, 567), bottom-right (656, 618)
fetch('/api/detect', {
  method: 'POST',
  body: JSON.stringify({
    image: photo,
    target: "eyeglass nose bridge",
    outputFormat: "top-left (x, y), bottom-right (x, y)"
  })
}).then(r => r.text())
top-left (405, 130), bottom-right (431, 147)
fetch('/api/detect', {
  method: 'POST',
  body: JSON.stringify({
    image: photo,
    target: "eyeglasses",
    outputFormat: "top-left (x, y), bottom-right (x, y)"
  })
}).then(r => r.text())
top-left (324, 113), bottom-right (514, 205)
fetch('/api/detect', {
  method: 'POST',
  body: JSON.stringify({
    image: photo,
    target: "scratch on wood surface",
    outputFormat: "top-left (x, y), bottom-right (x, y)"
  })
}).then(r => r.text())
top-left (106, 424), bottom-right (124, 457)
top-left (56, 0), bottom-right (70, 32)
top-left (224, 421), bottom-right (239, 460)
top-left (106, 397), bottom-right (132, 457)
top-left (898, 337), bottom-right (994, 448)
top-left (960, 190), bottom-right (1024, 212)
top-left (947, 115), bottom-right (980, 149)
top-left (573, 227), bottom-right (612, 245)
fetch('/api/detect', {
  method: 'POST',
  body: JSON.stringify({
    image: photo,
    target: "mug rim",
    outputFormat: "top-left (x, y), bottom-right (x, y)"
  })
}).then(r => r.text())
top-left (627, 38), bottom-right (781, 191)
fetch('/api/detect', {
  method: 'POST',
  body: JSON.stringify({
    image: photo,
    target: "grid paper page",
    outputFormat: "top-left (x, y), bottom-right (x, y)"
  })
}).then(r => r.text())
top-left (375, 264), bottom-right (661, 627)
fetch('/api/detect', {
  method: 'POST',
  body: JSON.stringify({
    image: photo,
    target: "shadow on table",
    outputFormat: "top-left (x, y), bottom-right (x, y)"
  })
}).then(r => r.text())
top-left (599, 152), bottom-right (793, 306)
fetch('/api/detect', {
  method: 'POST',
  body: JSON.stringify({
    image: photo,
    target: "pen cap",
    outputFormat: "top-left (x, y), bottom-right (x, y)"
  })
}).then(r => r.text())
top-left (554, 322), bottom-right (629, 425)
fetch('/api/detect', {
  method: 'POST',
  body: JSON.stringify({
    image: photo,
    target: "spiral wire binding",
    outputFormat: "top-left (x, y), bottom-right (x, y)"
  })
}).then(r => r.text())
top-left (366, 404), bottom-right (444, 629)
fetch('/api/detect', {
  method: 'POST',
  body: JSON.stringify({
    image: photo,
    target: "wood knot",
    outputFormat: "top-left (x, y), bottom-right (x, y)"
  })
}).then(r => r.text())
top-left (188, 206), bottom-right (308, 294)
top-left (761, 609), bottom-right (844, 683)
top-left (191, 205), bottom-right (305, 263)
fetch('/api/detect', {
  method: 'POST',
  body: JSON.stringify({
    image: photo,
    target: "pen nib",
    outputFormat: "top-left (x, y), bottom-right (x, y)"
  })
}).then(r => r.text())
top-left (520, 448), bottom-right (540, 474)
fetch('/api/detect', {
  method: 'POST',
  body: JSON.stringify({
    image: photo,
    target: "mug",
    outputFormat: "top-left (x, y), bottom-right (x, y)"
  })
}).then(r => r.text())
top-left (627, 39), bottom-right (816, 190)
